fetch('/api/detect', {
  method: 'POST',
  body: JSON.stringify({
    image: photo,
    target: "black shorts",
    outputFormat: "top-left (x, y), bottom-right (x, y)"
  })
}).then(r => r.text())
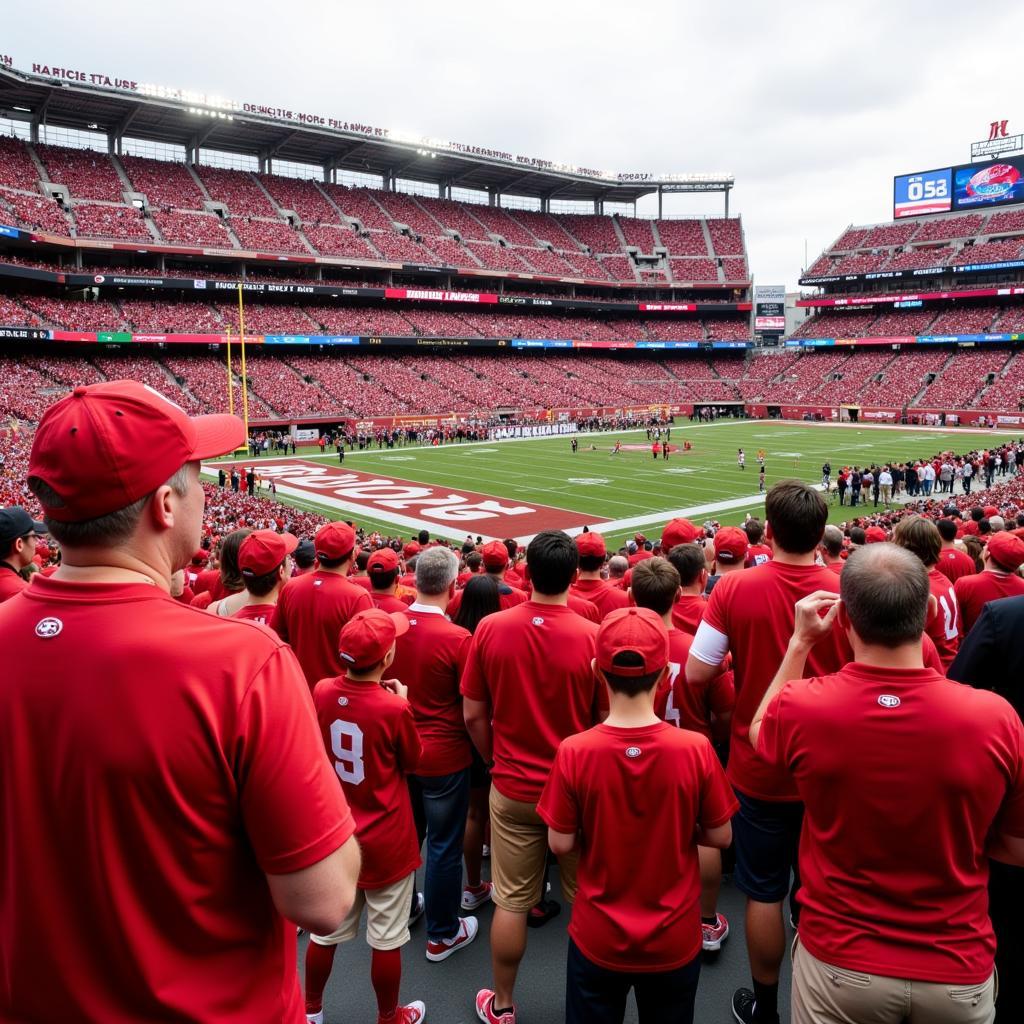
top-left (468, 747), bottom-right (491, 790)
top-left (732, 788), bottom-right (803, 905)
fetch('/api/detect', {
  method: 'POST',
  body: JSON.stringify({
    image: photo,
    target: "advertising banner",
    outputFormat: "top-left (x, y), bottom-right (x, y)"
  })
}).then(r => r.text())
top-left (754, 284), bottom-right (785, 332)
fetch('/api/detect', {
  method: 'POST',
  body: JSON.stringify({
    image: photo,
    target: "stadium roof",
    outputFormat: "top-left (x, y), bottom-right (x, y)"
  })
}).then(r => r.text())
top-left (0, 61), bottom-right (733, 204)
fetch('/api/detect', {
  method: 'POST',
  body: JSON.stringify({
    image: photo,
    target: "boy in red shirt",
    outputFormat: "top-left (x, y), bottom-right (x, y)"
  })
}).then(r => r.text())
top-left (538, 607), bottom-right (736, 1024)
top-left (233, 529), bottom-right (298, 624)
top-left (307, 609), bottom-right (427, 1024)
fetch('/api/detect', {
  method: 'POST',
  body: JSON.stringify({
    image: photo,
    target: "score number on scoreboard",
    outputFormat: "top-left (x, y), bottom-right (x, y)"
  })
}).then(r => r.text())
top-left (893, 168), bottom-right (952, 219)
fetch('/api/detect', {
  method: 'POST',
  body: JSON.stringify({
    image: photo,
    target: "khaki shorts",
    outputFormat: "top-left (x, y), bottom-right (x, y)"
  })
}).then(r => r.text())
top-left (792, 935), bottom-right (996, 1024)
top-left (311, 871), bottom-right (415, 951)
top-left (489, 784), bottom-right (578, 913)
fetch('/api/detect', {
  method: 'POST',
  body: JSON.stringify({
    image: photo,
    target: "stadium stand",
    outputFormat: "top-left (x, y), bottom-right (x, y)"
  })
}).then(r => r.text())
top-left (194, 165), bottom-right (277, 217)
top-left (71, 203), bottom-right (152, 241)
top-left (1, 190), bottom-right (73, 235)
top-left (120, 155), bottom-right (206, 210)
top-left (151, 210), bottom-right (236, 247)
top-left (648, 219), bottom-right (707, 255)
top-left (915, 348), bottom-right (1013, 409)
top-left (0, 136), bottom-right (41, 191)
top-left (228, 216), bottom-right (309, 255)
top-left (35, 143), bottom-right (125, 201)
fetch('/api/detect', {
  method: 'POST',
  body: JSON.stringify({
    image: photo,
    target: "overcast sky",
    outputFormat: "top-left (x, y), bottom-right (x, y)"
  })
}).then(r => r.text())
top-left (7, 1), bottom-right (1023, 288)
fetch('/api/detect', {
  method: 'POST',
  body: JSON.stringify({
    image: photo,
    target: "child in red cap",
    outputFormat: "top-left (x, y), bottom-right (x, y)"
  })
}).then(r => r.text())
top-left (307, 609), bottom-right (427, 1024)
top-left (538, 607), bottom-right (737, 1024)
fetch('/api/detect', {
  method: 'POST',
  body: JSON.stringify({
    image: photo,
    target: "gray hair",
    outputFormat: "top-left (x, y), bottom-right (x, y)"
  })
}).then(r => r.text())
top-left (989, 515), bottom-right (1005, 533)
top-left (415, 546), bottom-right (458, 596)
top-left (820, 524), bottom-right (844, 558)
top-left (841, 543), bottom-right (929, 647)
top-left (607, 555), bottom-right (629, 579)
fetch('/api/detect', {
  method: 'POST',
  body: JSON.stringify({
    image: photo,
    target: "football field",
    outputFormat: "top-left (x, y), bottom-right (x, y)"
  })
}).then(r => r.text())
top-left (207, 420), bottom-right (1021, 549)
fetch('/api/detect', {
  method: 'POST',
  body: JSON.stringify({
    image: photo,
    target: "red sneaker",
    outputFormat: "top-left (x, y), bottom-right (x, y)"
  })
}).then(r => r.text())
top-left (378, 1000), bottom-right (425, 1024)
top-left (425, 916), bottom-right (478, 962)
top-left (702, 911), bottom-right (730, 951)
top-left (475, 989), bottom-right (516, 1024)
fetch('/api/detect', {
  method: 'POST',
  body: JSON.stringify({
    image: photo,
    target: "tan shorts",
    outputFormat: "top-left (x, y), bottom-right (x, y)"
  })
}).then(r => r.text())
top-left (489, 784), bottom-right (578, 913)
top-left (311, 871), bottom-right (415, 951)
top-left (792, 936), bottom-right (996, 1024)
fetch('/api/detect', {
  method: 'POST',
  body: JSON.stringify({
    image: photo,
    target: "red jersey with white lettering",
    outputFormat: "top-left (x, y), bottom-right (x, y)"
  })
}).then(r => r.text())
top-left (461, 601), bottom-right (603, 803)
top-left (272, 571), bottom-right (373, 689)
top-left (745, 544), bottom-right (773, 568)
top-left (926, 568), bottom-right (960, 669)
top-left (538, 722), bottom-right (737, 971)
top-left (313, 674), bottom-right (421, 889)
top-left (759, 662), bottom-right (1024, 983)
top-left (0, 564), bottom-right (29, 603)
top-left (936, 547), bottom-right (977, 584)
top-left (446, 580), bottom-right (527, 618)
top-left (390, 608), bottom-right (473, 776)
top-left (696, 561), bottom-right (850, 801)
top-left (671, 595), bottom-right (706, 636)
top-left (954, 570), bottom-right (1024, 636)
top-left (232, 602), bottom-right (277, 625)
top-left (0, 577), bottom-right (355, 1022)
top-left (663, 628), bottom-right (735, 740)
top-left (570, 577), bottom-right (631, 621)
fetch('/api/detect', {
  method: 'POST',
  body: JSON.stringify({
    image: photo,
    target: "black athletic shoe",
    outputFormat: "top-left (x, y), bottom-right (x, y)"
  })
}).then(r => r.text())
top-left (732, 988), bottom-right (779, 1024)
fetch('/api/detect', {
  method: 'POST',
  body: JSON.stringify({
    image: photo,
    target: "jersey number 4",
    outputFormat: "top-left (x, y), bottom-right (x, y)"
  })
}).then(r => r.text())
top-left (331, 719), bottom-right (365, 785)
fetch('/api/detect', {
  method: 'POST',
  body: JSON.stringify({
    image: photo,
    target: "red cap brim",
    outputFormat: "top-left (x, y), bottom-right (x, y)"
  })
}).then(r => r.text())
top-left (192, 414), bottom-right (246, 461)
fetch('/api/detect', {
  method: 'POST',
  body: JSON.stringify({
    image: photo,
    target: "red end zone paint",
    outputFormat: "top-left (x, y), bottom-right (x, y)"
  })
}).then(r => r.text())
top-left (207, 459), bottom-right (610, 538)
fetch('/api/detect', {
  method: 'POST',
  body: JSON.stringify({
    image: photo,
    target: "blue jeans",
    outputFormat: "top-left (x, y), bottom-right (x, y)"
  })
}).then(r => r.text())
top-left (408, 769), bottom-right (470, 941)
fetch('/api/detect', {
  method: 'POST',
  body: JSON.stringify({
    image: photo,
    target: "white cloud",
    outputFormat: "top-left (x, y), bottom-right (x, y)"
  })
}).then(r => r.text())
top-left (6, 0), bottom-right (1022, 286)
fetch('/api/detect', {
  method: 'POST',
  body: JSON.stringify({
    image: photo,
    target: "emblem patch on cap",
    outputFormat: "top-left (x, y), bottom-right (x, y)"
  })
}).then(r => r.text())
top-left (35, 617), bottom-right (63, 639)
top-left (531, 616), bottom-right (544, 626)
top-left (877, 694), bottom-right (901, 709)
top-left (625, 746), bottom-right (642, 758)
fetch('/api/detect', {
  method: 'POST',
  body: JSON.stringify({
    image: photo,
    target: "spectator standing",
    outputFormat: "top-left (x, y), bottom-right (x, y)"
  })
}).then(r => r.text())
top-left (0, 506), bottom-right (46, 603)
top-left (751, 545), bottom-right (1024, 1024)
top-left (232, 529), bottom-right (298, 624)
top-left (0, 381), bottom-right (359, 1021)
top-left (569, 532), bottom-right (630, 620)
top-left (954, 531), bottom-right (1024, 635)
top-left (447, 541), bottom-right (527, 618)
top-left (367, 548), bottom-right (413, 613)
top-left (704, 526), bottom-right (748, 596)
top-left (935, 517), bottom-right (978, 583)
top-left (818, 525), bottom-right (845, 577)
top-left (667, 542), bottom-right (709, 635)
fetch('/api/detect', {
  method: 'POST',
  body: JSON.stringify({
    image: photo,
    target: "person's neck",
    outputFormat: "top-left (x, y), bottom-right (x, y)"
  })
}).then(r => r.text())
top-left (578, 570), bottom-right (603, 581)
top-left (530, 590), bottom-right (568, 606)
top-left (319, 562), bottom-right (352, 576)
top-left (373, 583), bottom-right (398, 597)
top-left (242, 586), bottom-right (280, 608)
top-left (678, 585), bottom-right (703, 597)
top-left (941, 541), bottom-right (956, 550)
top-left (823, 555), bottom-right (842, 565)
top-left (659, 610), bottom-right (673, 629)
top-left (604, 691), bottom-right (660, 728)
top-left (54, 547), bottom-right (171, 591)
top-left (413, 591), bottom-right (449, 610)
top-left (772, 550), bottom-right (817, 566)
top-left (346, 670), bottom-right (384, 685)
top-left (851, 638), bottom-right (925, 670)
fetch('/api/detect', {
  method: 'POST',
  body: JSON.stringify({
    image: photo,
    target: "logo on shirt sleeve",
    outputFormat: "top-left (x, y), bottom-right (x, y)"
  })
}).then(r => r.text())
top-left (625, 746), bottom-right (642, 758)
top-left (34, 617), bottom-right (63, 638)
top-left (877, 694), bottom-right (901, 709)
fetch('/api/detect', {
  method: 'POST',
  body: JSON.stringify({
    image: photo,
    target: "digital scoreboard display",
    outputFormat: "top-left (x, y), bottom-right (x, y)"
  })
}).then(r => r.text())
top-left (893, 168), bottom-right (952, 218)
top-left (895, 156), bottom-right (1024, 218)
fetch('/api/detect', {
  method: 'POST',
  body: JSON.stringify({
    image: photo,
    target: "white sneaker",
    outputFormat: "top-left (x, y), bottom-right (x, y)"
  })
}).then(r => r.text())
top-left (425, 916), bottom-right (478, 961)
top-left (306, 1011), bottom-right (324, 1024)
top-left (461, 882), bottom-right (493, 911)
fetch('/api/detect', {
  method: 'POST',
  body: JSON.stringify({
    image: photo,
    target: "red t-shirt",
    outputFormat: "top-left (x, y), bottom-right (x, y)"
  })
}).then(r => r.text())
top-left (192, 567), bottom-right (220, 596)
top-left (628, 549), bottom-right (654, 567)
top-left (567, 592), bottom-right (601, 623)
top-left (446, 580), bottom-right (527, 618)
top-left (347, 574), bottom-right (373, 590)
top-left (461, 601), bottom-right (603, 803)
top-left (925, 568), bottom-right (960, 669)
top-left (538, 722), bottom-right (738, 971)
top-left (0, 577), bottom-right (355, 1022)
top-left (570, 577), bottom-right (630, 621)
top-left (232, 602), bottom-right (277, 625)
top-left (370, 591), bottom-right (409, 614)
top-left (390, 607), bottom-right (473, 776)
top-left (744, 544), bottom-right (773, 568)
top-left (173, 584), bottom-right (196, 605)
top-left (671, 594), bottom-right (706, 636)
top-left (0, 564), bottom-right (29, 603)
top-left (272, 571), bottom-right (373, 689)
top-left (695, 561), bottom-right (851, 801)
top-left (662, 628), bottom-right (735, 740)
top-left (936, 547), bottom-right (977, 583)
top-left (759, 662), bottom-right (1024, 984)
top-left (955, 570), bottom-right (1024, 636)
top-left (824, 560), bottom-right (844, 576)
top-left (313, 674), bottom-right (421, 890)
top-left (189, 589), bottom-right (215, 610)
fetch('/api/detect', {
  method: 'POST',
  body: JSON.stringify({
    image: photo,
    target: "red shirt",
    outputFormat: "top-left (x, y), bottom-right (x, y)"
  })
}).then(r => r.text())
top-left (567, 592), bottom-right (601, 623)
top-left (347, 574), bottom-right (373, 590)
top-left (447, 580), bottom-right (527, 618)
top-left (628, 549), bottom-right (654, 567)
top-left (538, 722), bottom-right (737, 972)
top-left (663, 628), bottom-right (735, 740)
top-left (232, 602), bottom-right (277, 625)
top-left (173, 584), bottom-right (196, 605)
top-left (955, 571), bottom-right (1024, 636)
top-left (370, 592), bottom-right (409, 614)
top-left (823, 560), bottom-right (844, 576)
top-left (0, 563), bottom-right (28, 603)
top-left (760, 662), bottom-right (1024, 984)
top-left (745, 544), bottom-right (773, 568)
top-left (313, 674), bottom-right (421, 889)
top-left (272, 570), bottom-right (373, 689)
top-left (925, 568), bottom-right (959, 669)
top-left (190, 589), bottom-right (214, 610)
top-left (671, 594), bottom-right (706, 635)
top-left (570, 577), bottom-right (630, 621)
top-left (192, 567), bottom-right (220, 596)
top-left (696, 561), bottom-right (851, 801)
top-left (936, 546), bottom-right (977, 583)
top-left (0, 577), bottom-right (355, 1022)
top-left (461, 601), bottom-right (603, 803)
top-left (390, 606), bottom-right (473, 776)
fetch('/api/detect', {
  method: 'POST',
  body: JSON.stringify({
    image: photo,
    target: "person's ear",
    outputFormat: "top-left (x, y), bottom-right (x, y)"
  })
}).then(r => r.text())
top-left (149, 484), bottom-right (176, 532)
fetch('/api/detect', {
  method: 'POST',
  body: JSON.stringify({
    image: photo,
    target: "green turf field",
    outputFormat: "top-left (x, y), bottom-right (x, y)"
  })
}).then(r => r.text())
top-left (220, 421), bottom-right (1021, 548)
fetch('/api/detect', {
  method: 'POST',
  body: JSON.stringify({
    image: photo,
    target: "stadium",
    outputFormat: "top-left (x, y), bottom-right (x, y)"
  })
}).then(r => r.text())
top-left (2, 21), bottom-right (1024, 1024)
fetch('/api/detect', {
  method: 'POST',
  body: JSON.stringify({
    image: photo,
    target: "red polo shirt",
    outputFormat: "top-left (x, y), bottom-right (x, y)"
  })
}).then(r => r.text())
top-left (936, 546), bottom-right (977, 584)
top-left (760, 662), bottom-right (1024, 983)
top-left (955, 570), bottom-right (1024, 636)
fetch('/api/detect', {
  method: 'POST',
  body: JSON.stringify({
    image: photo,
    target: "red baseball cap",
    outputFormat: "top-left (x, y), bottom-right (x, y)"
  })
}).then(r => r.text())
top-left (713, 526), bottom-right (748, 563)
top-left (575, 532), bottom-right (606, 558)
top-left (238, 530), bottom-right (298, 576)
top-left (191, 548), bottom-right (209, 565)
top-left (28, 380), bottom-right (243, 523)
top-left (661, 518), bottom-right (701, 549)
top-left (987, 530), bottom-right (1024, 571)
top-left (865, 526), bottom-right (888, 543)
top-left (338, 608), bottom-right (410, 671)
top-left (315, 521), bottom-right (357, 560)
top-left (403, 541), bottom-right (422, 559)
top-left (961, 520), bottom-right (980, 536)
top-left (984, 506), bottom-right (999, 518)
top-left (481, 540), bottom-right (509, 569)
top-left (367, 547), bottom-right (400, 575)
top-left (596, 607), bottom-right (670, 677)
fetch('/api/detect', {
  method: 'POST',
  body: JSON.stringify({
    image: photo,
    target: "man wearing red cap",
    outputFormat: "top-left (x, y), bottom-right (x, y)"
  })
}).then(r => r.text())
top-left (0, 505), bottom-right (47, 603)
top-left (687, 481), bottom-right (849, 1024)
top-left (662, 517), bottom-right (702, 553)
top-left (463, 530), bottom-right (604, 1024)
top-left (447, 540), bottom-right (527, 618)
top-left (705, 526), bottom-right (748, 595)
top-left (307, 609), bottom-right (428, 1024)
top-left (367, 548), bottom-right (414, 613)
top-left (1, 381), bottom-right (360, 1022)
top-left (569, 531), bottom-right (629, 620)
top-left (954, 529), bottom-right (1024, 636)
top-left (864, 525), bottom-right (888, 544)
top-left (273, 519), bottom-right (373, 690)
top-left (233, 529), bottom-right (299, 624)
top-left (538, 606), bottom-right (735, 1024)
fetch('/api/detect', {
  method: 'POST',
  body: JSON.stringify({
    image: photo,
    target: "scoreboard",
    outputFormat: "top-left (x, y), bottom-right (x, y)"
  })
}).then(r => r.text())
top-left (893, 168), bottom-right (951, 218)
top-left (894, 156), bottom-right (1024, 219)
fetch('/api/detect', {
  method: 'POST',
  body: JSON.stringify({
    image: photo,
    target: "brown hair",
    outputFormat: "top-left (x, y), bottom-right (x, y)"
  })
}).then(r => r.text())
top-left (765, 480), bottom-right (828, 554)
top-left (892, 516), bottom-right (941, 568)
top-left (629, 557), bottom-right (681, 616)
